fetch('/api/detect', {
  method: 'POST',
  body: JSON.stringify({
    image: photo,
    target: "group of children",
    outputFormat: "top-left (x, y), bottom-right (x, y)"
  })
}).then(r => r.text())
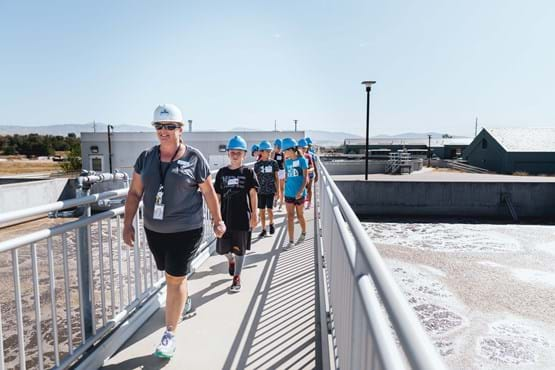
top-left (213, 135), bottom-right (318, 292)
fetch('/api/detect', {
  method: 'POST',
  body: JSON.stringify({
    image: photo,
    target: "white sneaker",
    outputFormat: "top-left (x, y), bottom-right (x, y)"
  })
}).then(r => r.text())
top-left (154, 330), bottom-right (176, 359)
top-left (296, 232), bottom-right (306, 245)
top-left (284, 241), bottom-right (295, 250)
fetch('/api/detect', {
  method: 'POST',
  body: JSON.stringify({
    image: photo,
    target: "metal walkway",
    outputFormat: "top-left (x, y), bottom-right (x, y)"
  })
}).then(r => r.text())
top-left (0, 160), bottom-right (447, 370)
top-left (102, 209), bottom-right (317, 370)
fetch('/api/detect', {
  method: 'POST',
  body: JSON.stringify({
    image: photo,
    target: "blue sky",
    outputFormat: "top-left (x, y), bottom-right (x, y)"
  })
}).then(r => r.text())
top-left (1, 0), bottom-right (554, 137)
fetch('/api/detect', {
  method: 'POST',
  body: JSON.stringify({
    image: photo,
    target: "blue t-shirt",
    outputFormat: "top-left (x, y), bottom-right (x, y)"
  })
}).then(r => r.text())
top-left (284, 156), bottom-right (308, 198)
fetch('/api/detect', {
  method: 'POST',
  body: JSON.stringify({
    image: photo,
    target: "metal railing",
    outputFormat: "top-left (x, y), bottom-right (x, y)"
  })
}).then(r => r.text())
top-left (315, 159), bottom-right (446, 370)
top-left (0, 167), bottom-right (225, 370)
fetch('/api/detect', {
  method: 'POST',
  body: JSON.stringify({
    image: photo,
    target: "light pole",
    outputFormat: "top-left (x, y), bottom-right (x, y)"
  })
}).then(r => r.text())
top-left (107, 125), bottom-right (114, 173)
top-left (361, 81), bottom-right (376, 180)
top-left (428, 134), bottom-right (432, 167)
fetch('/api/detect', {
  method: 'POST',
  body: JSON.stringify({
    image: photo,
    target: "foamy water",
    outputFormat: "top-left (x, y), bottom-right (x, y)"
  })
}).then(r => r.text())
top-left (363, 222), bottom-right (555, 370)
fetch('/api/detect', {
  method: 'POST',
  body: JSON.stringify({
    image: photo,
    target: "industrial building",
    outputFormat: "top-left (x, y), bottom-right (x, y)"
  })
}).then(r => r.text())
top-left (344, 137), bottom-right (472, 159)
top-left (81, 130), bottom-right (305, 175)
top-left (463, 128), bottom-right (555, 174)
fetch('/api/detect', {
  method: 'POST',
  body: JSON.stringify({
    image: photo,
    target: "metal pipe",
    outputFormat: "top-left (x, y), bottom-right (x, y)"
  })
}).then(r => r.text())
top-left (117, 216), bottom-right (124, 310)
top-left (31, 243), bottom-right (45, 369)
top-left (48, 238), bottom-right (61, 366)
top-left (62, 233), bottom-right (74, 355)
top-left (12, 249), bottom-right (26, 370)
top-left (107, 125), bottom-right (114, 173)
top-left (0, 188), bottom-right (128, 226)
top-left (98, 221), bottom-right (107, 325)
top-left (108, 220), bottom-right (116, 317)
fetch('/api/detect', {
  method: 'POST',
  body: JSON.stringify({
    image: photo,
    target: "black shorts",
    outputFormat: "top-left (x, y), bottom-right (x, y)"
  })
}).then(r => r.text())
top-left (257, 193), bottom-right (275, 209)
top-left (216, 230), bottom-right (251, 256)
top-left (144, 227), bottom-right (204, 277)
top-left (285, 196), bottom-right (306, 206)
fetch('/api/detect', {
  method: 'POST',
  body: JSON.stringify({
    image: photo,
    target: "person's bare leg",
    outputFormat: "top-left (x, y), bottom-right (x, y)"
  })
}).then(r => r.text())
top-left (165, 273), bottom-right (188, 332)
top-left (286, 203), bottom-right (295, 242)
top-left (295, 204), bottom-right (306, 233)
top-left (259, 208), bottom-right (266, 230)
top-left (268, 208), bottom-right (274, 225)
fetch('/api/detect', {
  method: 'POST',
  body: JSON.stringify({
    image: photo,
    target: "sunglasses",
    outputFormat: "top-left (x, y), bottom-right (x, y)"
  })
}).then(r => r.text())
top-left (154, 123), bottom-right (180, 131)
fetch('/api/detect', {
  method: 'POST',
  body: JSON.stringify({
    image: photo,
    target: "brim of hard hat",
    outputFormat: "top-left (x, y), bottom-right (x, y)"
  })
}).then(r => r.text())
top-left (152, 121), bottom-right (184, 126)
top-left (227, 147), bottom-right (247, 151)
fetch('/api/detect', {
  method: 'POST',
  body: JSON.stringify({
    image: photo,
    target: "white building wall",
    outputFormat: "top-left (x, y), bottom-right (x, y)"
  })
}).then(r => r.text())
top-left (81, 130), bottom-right (306, 175)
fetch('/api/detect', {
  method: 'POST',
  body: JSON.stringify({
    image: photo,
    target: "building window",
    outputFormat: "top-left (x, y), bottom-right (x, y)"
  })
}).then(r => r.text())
top-left (218, 144), bottom-right (227, 153)
top-left (481, 139), bottom-right (488, 149)
top-left (90, 156), bottom-right (103, 172)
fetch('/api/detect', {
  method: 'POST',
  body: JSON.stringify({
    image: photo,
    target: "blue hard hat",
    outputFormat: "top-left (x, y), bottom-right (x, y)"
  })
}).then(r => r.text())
top-left (251, 144), bottom-right (259, 153)
top-left (227, 135), bottom-right (248, 151)
top-left (259, 140), bottom-right (272, 151)
top-left (305, 137), bottom-right (313, 145)
top-left (273, 138), bottom-right (282, 148)
top-left (281, 137), bottom-right (298, 151)
top-left (298, 138), bottom-right (308, 148)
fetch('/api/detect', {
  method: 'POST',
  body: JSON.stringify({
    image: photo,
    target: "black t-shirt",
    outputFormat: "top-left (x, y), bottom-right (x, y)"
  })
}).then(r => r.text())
top-left (214, 166), bottom-right (259, 231)
top-left (254, 159), bottom-right (279, 195)
top-left (273, 152), bottom-right (285, 170)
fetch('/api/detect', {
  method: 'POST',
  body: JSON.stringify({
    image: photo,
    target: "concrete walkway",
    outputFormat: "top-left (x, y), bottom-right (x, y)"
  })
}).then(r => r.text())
top-left (102, 208), bottom-right (318, 370)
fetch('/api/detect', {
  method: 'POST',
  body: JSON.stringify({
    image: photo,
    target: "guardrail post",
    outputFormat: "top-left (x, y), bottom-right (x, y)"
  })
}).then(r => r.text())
top-left (77, 180), bottom-right (95, 339)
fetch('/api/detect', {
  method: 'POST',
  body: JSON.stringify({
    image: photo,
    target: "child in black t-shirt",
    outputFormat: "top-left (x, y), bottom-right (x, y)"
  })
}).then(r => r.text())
top-left (214, 136), bottom-right (259, 292)
top-left (254, 141), bottom-right (279, 238)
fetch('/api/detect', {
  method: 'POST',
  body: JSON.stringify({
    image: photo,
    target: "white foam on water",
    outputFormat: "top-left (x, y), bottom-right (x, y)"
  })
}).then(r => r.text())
top-left (366, 222), bottom-right (555, 369)
top-left (363, 222), bottom-right (522, 253)
top-left (476, 316), bottom-right (554, 370)
top-left (511, 268), bottom-right (555, 288)
top-left (385, 259), bottom-right (467, 358)
top-left (535, 241), bottom-right (555, 257)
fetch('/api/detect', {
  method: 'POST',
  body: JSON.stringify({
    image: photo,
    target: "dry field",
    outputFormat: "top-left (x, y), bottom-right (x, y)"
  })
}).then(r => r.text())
top-left (0, 159), bottom-right (63, 175)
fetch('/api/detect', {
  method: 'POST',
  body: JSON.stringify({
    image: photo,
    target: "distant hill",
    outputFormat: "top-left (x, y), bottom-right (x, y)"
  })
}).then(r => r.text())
top-left (373, 132), bottom-right (466, 139)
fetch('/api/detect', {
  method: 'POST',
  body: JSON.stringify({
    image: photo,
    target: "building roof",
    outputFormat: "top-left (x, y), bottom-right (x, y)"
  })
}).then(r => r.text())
top-left (486, 128), bottom-right (555, 152)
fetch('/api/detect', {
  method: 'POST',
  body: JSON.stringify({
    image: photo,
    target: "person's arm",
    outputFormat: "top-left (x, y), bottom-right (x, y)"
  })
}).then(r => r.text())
top-left (313, 156), bottom-right (319, 183)
top-left (274, 171), bottom-right (280, 197)
top-left (296, 169), bottom-right (308, 199)
top-left (123, 172), bottom-right (144, 247)
top-left (199, 175), bottom-right (226, 238)
top-left (249, 187), bottom-right (258, 229)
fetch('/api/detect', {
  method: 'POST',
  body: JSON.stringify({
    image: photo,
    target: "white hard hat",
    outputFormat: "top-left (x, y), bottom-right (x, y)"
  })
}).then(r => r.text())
top-left (152, 104), bottom-right (184, 125)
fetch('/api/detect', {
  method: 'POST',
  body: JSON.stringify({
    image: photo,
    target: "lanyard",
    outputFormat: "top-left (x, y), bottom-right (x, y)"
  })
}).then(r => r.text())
top-left (158, 144), bottom-right (182, 189)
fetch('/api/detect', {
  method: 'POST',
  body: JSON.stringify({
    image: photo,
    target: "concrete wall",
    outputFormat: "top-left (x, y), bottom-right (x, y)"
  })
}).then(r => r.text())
top-left (0, 178), bottom-right (69, 214)
top-left (322, 159), bottom-right (423, 175)
top-left (335, 180), bottom-right (555, 219)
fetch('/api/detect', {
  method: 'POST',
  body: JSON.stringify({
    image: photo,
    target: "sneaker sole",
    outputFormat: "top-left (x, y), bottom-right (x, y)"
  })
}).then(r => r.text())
top-left (154, 350), bottom-right (174, 359)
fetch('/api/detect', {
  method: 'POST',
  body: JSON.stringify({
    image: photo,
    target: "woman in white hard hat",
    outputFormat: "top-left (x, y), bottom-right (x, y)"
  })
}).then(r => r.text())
top-left (123, 103), bottom-right (226, 359)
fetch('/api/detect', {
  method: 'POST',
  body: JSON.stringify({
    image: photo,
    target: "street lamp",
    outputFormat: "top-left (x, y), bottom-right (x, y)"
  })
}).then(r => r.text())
top-left (427, 134), bottom-right (432, 167)
top-left (361, 81), bottom-right (376, 180)
top-left (107, 125), bottom-right (114, 173)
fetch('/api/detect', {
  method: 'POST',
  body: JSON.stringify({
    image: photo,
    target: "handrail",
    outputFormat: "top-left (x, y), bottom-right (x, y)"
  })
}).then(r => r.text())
top-left (0, 161), bottom-right (254, 369)
top-left (316, 158), bottom-right (446, 370)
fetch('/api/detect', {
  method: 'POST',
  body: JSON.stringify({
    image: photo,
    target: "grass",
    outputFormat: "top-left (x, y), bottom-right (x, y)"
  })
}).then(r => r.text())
top-left (0, 159), bottom-right (63, 175)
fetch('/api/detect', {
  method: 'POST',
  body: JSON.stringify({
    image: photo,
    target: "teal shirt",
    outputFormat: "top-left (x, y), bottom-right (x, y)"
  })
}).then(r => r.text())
top-left (284, 156), bottom-right (308, 198)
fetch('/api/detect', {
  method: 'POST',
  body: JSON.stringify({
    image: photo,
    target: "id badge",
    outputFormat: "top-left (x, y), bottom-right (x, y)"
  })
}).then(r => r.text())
top-left (153, 204), bottom-right (165, 220)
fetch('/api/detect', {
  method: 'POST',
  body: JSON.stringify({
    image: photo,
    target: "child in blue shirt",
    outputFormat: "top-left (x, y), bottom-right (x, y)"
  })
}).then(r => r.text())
top-left (282, 137), bottom-right (308, 250)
